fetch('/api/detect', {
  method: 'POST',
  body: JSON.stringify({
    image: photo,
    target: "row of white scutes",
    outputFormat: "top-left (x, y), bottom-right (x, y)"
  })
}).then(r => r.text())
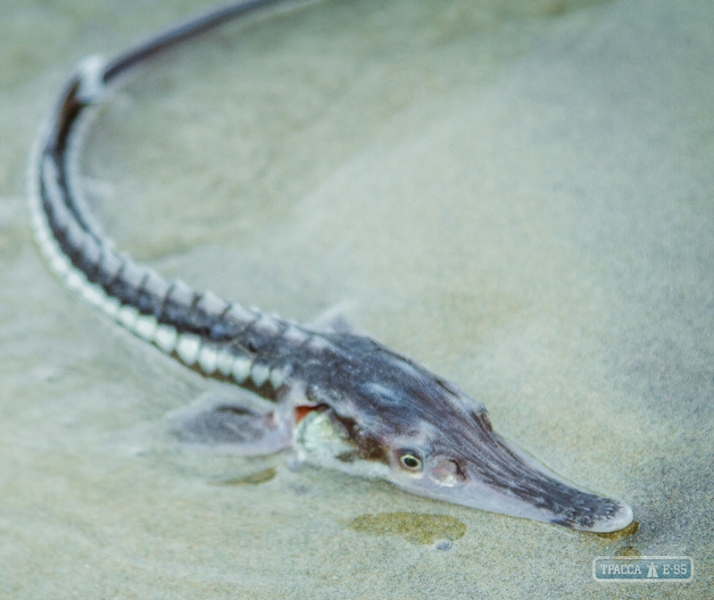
top-left (28, 116), bottom-right (295, 393)
top-left (27, 143), bottom-right (247, 386)
top-left (31, 192), bottom-right (294, 395)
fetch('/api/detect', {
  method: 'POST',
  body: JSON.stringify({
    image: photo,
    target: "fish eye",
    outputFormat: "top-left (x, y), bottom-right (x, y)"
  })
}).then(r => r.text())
top-left (398, 451), bottom-right (423, 471)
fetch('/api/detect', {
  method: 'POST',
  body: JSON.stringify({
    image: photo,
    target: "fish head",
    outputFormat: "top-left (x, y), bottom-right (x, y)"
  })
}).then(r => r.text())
top-left (296, 338), bottom-right (633, 533)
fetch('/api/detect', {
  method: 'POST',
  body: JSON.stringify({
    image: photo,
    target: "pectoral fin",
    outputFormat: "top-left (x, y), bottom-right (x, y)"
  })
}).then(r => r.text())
top-left (166, 392), bottom-right (292, 455)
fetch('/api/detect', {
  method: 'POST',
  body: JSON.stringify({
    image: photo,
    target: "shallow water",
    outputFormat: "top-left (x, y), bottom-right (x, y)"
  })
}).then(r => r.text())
top-left (1, 0), bottom-right (713, 598)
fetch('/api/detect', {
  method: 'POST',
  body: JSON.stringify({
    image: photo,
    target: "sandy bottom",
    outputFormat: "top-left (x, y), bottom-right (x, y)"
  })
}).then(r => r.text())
top-left (1, 0), bottom-right (712, 598)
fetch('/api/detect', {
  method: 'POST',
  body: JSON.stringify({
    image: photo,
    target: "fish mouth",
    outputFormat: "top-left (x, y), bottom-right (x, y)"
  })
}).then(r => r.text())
top-left (395, 418), bottom-right (634, 533)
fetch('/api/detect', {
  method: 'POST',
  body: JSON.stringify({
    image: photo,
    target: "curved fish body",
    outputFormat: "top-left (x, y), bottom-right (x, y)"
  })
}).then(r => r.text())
top-left (28, 0), bottom-right (633, 533)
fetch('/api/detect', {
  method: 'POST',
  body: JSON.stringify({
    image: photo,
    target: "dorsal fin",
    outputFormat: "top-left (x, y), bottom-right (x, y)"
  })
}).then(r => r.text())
top-left (307, 303), bottom-right (355, 334)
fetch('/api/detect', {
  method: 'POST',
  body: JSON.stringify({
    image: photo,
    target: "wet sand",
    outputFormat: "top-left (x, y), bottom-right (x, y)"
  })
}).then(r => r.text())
top-left (1, 0), bottom-right (712, 597)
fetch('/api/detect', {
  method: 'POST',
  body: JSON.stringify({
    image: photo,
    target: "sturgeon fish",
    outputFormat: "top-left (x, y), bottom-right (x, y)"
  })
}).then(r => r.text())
top-left (28, 0), bottom-right (634, 533)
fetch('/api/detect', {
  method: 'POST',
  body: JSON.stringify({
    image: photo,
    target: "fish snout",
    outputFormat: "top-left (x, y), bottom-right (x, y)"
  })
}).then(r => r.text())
top-left (553, 495), bottom-right (634, 533)
top-left (452, 432), bottom-right (635, 532)
top-left (391, 422), bottom-right (634, 532)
